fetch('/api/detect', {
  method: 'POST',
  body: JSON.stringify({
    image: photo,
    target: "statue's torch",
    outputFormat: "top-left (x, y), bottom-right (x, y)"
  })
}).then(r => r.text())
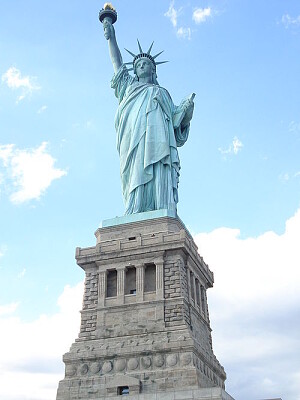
top-left (99, 3), bottom-right (117, 31)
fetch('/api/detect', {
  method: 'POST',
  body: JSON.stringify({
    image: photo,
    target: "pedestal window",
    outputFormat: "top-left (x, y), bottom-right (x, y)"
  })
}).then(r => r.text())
top-left (144, 264), bottom-right (156, 292)
top-left (106, 270), bottom-right (117, 297)
top-left (125, 267), bottom-right (136, 295)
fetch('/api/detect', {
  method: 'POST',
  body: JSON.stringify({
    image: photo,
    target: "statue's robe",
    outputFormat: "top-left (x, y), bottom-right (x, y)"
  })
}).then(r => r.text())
top-left (111, 65), bottom-right (189, 214)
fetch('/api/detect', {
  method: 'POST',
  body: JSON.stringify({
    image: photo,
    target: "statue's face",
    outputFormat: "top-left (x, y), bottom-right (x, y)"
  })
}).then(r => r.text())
top-left (135, 58), bottom-right (154, 79)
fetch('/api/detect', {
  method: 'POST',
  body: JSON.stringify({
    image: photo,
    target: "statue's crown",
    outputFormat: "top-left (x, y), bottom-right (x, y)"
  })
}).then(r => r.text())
top-left (124, 40), bottom-right (168, 72)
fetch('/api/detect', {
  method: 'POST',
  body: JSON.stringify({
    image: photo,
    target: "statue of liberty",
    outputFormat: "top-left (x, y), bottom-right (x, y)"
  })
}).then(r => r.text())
top-left (100, 5), bottom-right (195, 215)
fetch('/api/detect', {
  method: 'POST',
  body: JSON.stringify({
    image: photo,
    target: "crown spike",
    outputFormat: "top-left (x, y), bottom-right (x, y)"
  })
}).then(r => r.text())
top-left (124, 48), bottom-right (137, 57)
top-left (155, 61), bottom-right (169, 65)
top-left (153, 50), bottom-right (164, 60)
top-left (124, 62), bottom-right (134, 65)
top-left (137, 39), bottom-right (143, 53)
top-left (147, 41), bottom-right (154, 55)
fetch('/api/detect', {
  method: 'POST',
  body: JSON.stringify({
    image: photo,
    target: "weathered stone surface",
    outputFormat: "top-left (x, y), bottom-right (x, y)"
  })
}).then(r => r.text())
top-left (56, 216), bottom-right (233, 399)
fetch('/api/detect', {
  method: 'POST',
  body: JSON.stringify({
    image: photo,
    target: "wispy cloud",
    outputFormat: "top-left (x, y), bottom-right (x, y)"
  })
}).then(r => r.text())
top-left (176, 27), bottom-right (191, 40)
top-left (17, 268), bottom-right (26, 279)
top-left (164, 0), bottom-right (181, 27)
top-left (72, 120), bottom-right (95, 130)
top-left (279, 172), bottom-right (290, 182)
top-left (218, 136), bottom-right (243, 156)
top-left (0, 244), bottom-right (7, 259)
top-left (164, 1), bottom-right (192, 40)
top-left (1, 67), bottom-right (41, 103)
top-left (289, 120), bottom-right (300, 135)
top-left (165, 3), bottom-right (217, 40)
top-left (279, 171), bottom-right (300, 182)
top-left (0, 302), bottom-right (19, 316)
top-left (281, 13), bottom-right (300, 29)
top-left (37, 105), bottom-right (47, 114)
top-left (0, 142), bottom-right (67, 204)
top-left (192, 7), bottom-right (212, 24)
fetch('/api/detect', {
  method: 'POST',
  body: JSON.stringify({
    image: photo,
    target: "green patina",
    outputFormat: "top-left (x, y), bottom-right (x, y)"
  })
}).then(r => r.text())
top-left (102, 13), bottom-right (195, 215)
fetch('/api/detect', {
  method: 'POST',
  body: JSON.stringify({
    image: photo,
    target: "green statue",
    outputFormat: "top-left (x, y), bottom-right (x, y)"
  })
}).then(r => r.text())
top-left (101, 5), bottom-right (194, 215)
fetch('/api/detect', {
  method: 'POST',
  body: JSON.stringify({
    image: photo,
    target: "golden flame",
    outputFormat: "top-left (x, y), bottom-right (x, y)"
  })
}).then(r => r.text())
top-left (103, 3), bottom-right (115, 11)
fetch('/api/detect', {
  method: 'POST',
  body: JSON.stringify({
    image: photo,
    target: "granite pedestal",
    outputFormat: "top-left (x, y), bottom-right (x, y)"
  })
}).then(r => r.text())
top-left (56, 213), bottom-right (234, 400)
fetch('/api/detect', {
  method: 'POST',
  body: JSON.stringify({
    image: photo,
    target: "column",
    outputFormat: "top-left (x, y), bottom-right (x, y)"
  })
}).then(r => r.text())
top-left (200, 285), bottom-right (206, 318)
top-left (136, 264), bottom-right (144, 302)
top-left (98, 271), bottom-right (106, 307)
top-left (203, 288), bottom-right (209, 321)
top-left (117, 267), bottom-right (125, 304)
top-left (187, 266), bottom-right (191, 302)
top-left (156, 261), bottom-right (164, 300)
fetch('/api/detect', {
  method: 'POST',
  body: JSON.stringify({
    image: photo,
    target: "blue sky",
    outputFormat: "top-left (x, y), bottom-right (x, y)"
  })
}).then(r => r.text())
top-left (0, 1), bottom-right (300, 399)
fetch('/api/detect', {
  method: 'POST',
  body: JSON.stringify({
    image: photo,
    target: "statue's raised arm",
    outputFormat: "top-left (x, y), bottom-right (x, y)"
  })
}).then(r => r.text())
top-left (99, 4), bottom-right (195, 216)
top-left (99, 4), bottom-right (122, 73)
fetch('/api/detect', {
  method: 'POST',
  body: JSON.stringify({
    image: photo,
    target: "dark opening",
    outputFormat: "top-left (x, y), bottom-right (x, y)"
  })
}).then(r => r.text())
top-left (195, 278), bottom-right (200, 306)
top-left (128, 236), bottom-right (136, 241)
top-left (144, 264), bottom-right (156, 292)
top-left (125, 267), bottom-right (136, 295)
top-left (118, 386), bottom-right (129, 396)
top-left (200, 285), bottom-right (206, 313)
top-left (190, 271), bottom-right (195, 300)
top-left (106, 269), bottom-right (117, 297)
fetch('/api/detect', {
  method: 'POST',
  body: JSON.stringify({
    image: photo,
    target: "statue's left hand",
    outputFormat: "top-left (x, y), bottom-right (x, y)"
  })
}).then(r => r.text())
top-left (181, 99), bottom-right (194, 127)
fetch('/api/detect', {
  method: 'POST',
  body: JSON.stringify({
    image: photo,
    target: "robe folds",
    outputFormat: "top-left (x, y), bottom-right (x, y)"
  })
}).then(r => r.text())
top-left (111, 65), bottom-right (189, 215)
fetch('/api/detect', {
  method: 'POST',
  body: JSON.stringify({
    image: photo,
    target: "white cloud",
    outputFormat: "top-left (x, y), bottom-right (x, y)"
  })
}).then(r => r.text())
top-left (0, 142), bottom-right (67, 204)
top-left (0, 302), bottom-right (19, 316)
top-left (195, 209), bottom-right (300, 304)
top-left (193, 7), bottom-right (212, 24)
top-left (194, 208), bottom-right (300, 399)
top-left (281, 13), bottom-right (300, 29)
top-left (289, 120), bottom-right (300, 134)
top-left (164, 2), bottom-right (193, 40)
top-left (1, 66), bottom-right (40, 103)
top-left (0, 244), bottom-right (7, 258)
top-left (17, 268), bottom-right (26, 279)
top-left (232, 137), bottom-right (243, 154)
top-left (279, 171), bottom-right (300, 182)
top-left (279, 172), bottom-right (290, 182)
top-left (37, 105), bottom-right (48, 114)
top-left (176, 27), bottom-right (191, 40)
top-left (85, 120), bottom-right (95, 129)
top-left (218, 136), bottom-right (243, 156)
top-left (0, 144), bottom-right (14, 166)
top-left (0, 282), bottom-right (84, 400)
top-left (164, 1), bottom-right (181, 27)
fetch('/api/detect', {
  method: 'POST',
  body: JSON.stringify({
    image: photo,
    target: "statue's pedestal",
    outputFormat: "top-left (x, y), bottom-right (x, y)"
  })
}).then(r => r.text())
top-left (56, 213), bottom-right (234, 400)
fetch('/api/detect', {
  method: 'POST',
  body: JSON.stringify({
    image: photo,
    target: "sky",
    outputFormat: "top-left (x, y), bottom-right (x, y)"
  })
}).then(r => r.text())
top-left (0, 0), bottom-right (300, 399)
